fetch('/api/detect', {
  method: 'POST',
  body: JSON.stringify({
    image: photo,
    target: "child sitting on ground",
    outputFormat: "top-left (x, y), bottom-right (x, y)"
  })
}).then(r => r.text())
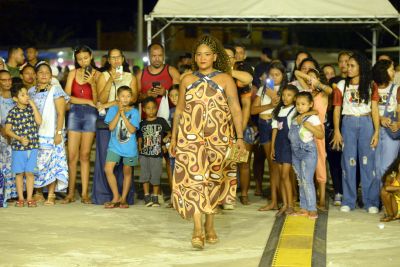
top-left (138, 97), bottom-right (171, 207)
top-left (104, 86), bottom-right (140, 209)
top-left (380, 157), bottom-right (400, 222)
top-left (5, 83), bottom-right (42, 207)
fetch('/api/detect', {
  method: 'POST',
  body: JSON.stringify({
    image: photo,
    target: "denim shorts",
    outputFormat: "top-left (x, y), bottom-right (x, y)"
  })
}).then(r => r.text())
top-left (244, 126), bottom-right (258, 145)
top-left (106, 150), bottom-right (138, 167)
top-left (11, 149), bottom-right (38, 174)
top-left (67, 104), bottom-right (98, 132)
top-left (258, 118), bottom-right (273, 145)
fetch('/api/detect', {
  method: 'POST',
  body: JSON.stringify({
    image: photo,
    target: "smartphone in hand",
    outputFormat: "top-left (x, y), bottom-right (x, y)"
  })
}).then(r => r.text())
top-left (152, 81), bottom-right (161, 88)
top-left (84, 65), bottom-right (93, 79)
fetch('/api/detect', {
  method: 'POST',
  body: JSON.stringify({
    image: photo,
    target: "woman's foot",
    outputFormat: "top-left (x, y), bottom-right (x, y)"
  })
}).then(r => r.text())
top-left (258, 203), bottom-right (279, 211)
top-left (44, 194), bottom-right (56, 206)
top-left (61, 195), bottom-right (76, 204)
top-left (239, 196), bottom-right (250, 205)
top-left (191, 231), bottom-right (205, 249)
top-left (380, 214), bottom-right (394, 222)
top-left (119, 199), bottom-right (129, 209)
top-left (204, 224), bottom-right (219, 244)
top-left (317, 204), bottom-right (327, 212)
top-left (33, 192), bottom-right (45, 202)
top-left (285, 206), bottom-right (295, 215)
top-left (275, 205), bottom-right (287, 217)
top-left (81, 195), bottom-right (92, 204)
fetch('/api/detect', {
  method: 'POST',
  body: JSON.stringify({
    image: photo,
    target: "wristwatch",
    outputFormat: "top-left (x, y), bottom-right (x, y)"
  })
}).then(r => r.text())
top-left (56, 130), bottom-right (62, 135)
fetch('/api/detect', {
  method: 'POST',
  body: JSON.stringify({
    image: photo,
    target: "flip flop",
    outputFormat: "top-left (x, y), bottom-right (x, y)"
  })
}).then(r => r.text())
top-left (104, 202), bottom-right (120, 209)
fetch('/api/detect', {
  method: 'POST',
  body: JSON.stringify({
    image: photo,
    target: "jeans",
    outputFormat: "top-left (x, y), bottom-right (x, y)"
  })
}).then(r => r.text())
top-left (375, 126), bottom-right (400, 182)
top-left (341, 116), bottom-right (379, 209)
top-left (292, 145), bottom-right (318, 211)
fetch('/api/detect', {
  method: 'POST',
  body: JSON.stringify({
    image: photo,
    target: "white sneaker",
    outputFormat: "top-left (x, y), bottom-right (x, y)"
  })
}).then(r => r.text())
top-left (223, 204), bottom-right (235, 210)
top-left (334, 194), bottom-right (342, 206)
top-left (368, 206), bottom-right (379, 214)
top-left (340, 205), bottom-right (351, 212)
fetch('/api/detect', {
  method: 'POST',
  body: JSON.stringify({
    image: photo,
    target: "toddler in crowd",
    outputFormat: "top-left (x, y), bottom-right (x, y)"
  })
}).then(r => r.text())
top-left (104, 86), bottom-right (140, 209)
top-left (5, 83), bottom-right (42, 207)
top-left (138, 97), bottom-right (171, 207)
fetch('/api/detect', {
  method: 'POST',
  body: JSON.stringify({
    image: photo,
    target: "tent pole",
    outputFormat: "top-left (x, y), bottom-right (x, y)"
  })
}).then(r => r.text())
top-left (146, 18), bottom-right (152, 47)
top-left (372, 29), bottom-right (377, 65)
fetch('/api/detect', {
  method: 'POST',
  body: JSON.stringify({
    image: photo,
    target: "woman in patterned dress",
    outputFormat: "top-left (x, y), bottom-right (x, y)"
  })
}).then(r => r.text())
top-left (169, 35), bottom-right (245, 249)
top-left (29, 62), bottom-right (69, 205)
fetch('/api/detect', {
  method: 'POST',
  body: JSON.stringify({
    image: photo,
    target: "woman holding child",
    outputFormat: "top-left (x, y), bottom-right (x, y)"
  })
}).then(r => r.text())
top-left (169, 35), bottom-right (245, 249)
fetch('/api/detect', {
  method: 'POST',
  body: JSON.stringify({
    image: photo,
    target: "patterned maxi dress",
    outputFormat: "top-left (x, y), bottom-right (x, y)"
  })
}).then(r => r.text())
top-left (0, 96), bottom-right (17, 203)
top-left (29, 85), bottom-right (69, 191)
top-left (173, 71), bottom-right (237, 219)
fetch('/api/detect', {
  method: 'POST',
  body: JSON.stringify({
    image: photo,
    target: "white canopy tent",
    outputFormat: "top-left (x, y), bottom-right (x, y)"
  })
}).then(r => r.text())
top-left (145, 0), bottom-right (400, 63)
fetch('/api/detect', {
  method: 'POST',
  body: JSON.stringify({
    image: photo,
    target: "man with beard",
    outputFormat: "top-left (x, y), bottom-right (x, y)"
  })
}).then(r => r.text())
top-left (137, 43), bottom-right (180, 105)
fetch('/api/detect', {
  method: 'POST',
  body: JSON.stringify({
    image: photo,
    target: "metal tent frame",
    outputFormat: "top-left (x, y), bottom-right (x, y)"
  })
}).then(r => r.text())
top-left (145, 7), bottom-right (399, 64)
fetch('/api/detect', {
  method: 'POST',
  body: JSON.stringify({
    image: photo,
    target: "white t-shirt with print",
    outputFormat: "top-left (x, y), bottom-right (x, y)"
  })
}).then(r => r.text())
top-left (296, 115), bottom-right (321, 143)
top-left (272, 105), bottom-right (296, 130)
top-left (377, 82), bottom-right (398, 117)
top-left (336, 80), bottom-right (372, 116)
top-left (256, 85), bottom-right (280, 115)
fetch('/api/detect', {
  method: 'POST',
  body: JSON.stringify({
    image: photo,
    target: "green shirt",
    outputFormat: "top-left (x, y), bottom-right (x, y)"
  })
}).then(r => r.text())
top-left (6, 64), bottom-right (20, 78)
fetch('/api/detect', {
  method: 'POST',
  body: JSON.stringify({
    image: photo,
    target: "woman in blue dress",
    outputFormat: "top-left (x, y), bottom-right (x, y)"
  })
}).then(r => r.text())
top-left (0, 70), bottom-right (17, 205)
top-left (29, 62), bottom-right (69, 205)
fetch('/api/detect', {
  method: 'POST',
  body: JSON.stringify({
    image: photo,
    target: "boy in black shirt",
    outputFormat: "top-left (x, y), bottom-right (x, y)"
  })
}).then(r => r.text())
top-left (138, 97), bottom-right (171, 207)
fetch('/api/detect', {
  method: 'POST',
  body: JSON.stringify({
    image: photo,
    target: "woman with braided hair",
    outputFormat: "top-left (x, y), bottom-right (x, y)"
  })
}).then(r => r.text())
top-left (169, 35), bottom-right (245, 249)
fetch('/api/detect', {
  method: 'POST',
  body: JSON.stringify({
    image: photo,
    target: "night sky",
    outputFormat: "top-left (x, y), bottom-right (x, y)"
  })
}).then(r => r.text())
top-left (0, 0), bottom-right (398, 51)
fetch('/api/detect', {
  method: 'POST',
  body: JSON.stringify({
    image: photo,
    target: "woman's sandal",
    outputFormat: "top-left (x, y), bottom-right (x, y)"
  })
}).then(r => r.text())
top-left (239, 196), bottom-right (250, 205)
top-left (61, 195), bottom-right (76, 204)
top-left (258, 204), bottom-right (279, 212)
top-left (15, 200), bottom-right (25, 207)
top-left (380, 215), bottom-right (394, 222)
top-left (81, 196), bottom-right (92, 205)
top-left (33, 193), bottom-right (45, 202)
top-left (44, 194), bottom-right (56, 206)
top-left (104, 201), bottom-right (120, 209)
top-left (27, 200), bottom-right (37, 208)
top-left (191, 234), bottom-right (205, 249)
top-left (308, 212), bottom-right (319, 220)
top-left (285, 206), bottom-right (295, 215)
top-left (119, 202), bottom-right (129, 209)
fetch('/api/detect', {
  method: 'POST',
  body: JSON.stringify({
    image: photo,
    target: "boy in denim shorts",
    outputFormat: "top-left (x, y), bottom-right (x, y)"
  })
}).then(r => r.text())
top-left (103, 86), bottom-right (140, 209)
top-left (5, 83), bottom-right (42, 207)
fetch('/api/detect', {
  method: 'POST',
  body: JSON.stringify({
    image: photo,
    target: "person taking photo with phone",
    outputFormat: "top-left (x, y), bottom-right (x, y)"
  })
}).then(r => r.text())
top-left (62, 45), bottom-right (99, 204)
top-left (93, 48), bottom-right (138, 205)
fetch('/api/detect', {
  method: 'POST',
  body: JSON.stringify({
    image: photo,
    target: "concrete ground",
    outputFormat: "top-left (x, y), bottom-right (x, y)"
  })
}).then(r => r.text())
top-left (327, 206), bottom-right (400, 267)
top-left (0, 194), bottom-right (274, 267)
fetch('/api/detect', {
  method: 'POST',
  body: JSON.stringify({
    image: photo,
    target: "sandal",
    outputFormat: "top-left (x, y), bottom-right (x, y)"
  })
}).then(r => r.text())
top-left (239, 196), bottom-right (250, 205)
top-left (61, 195), bottom-right (76, 204)
top-left (44, 193), bottom-right (56, 206)
top-left (27, 200), bottom-right (37, 208)
top-left (275, 206), bottom-right (287, 217)
top-left (33, 193), bottom-right (45, 202)
top-left (104, 201), bottom-right (120, 209)
top-left (191, 234), bottom-right (205, 249)
top-left (285, 206), bottom-right (295, 215)
top-left (380, 215), bottom-right (394, 222)
top-left (258, 204), bottom-right (279, 212)
top-left (119, 202), bottom-right (129, 209)
top-left (308, 212), bottom-right (319, 220)
top-left (15, 200), bottom-right (25, 207)
top-left (81, 196), bottom-right (92, 204)
top-left (293, 209), bottom-right (309, 217)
